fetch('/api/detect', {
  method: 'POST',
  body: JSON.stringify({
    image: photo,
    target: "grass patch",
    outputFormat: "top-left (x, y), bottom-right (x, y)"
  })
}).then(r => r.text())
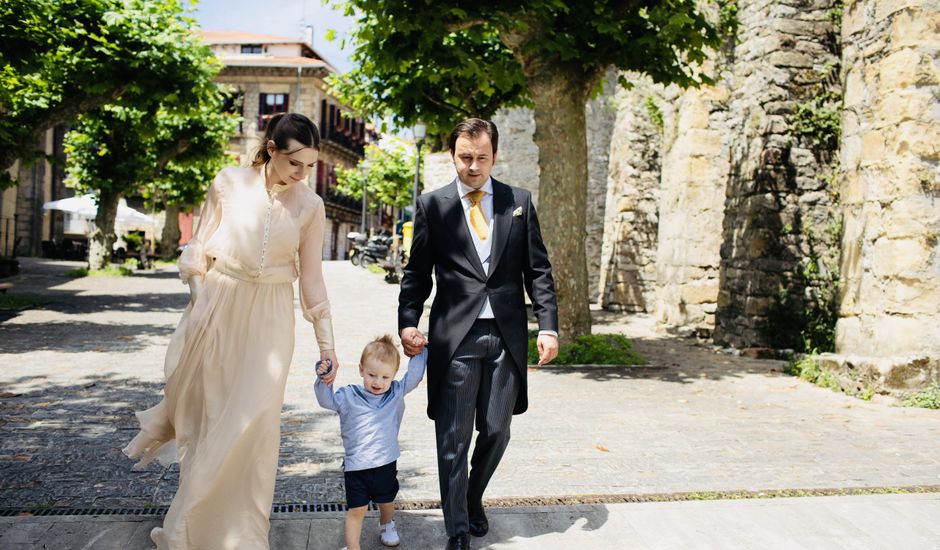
top-left (65, 265), bottom-right (134, 278)
top-left (154, 259), bottom-right (178, 266)
top-left (785, 354), bottom-right (840, 391)
top-left (902, 384), bottom-right (940, 410)
top-left (528, 333), bottom-right (647, 365)
top-left (0, 293), bottom-right (46, 311)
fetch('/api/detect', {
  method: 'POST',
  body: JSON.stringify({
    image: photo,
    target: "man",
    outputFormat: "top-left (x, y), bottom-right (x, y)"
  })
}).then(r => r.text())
top-left (399, 118), bottom-right (559, 550)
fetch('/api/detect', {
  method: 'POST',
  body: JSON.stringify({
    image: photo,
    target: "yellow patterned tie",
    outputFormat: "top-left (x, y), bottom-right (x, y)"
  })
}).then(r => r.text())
top-left (467, 190), bottom-right (488, 241)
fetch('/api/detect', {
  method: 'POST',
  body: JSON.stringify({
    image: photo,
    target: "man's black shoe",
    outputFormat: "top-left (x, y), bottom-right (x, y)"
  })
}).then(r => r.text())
top-left (445, 532), bottom-right (471, 550)
top-left (468, 506), bottom-right (489, 537)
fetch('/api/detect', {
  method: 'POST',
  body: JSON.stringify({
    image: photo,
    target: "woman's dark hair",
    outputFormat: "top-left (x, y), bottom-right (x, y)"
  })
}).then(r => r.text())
top-left (447, 118), bottom-right (499, 155)
top-left (252, 113), bottom-right (320, 166)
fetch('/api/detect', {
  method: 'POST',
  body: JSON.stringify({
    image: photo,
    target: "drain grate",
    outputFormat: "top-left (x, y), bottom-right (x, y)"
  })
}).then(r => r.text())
top-left (0, 501), bottom-right (371, 518)
top-left (3, 485), bottom-right (938, 518)
top-left (0, 507), bottom-right (168, 518)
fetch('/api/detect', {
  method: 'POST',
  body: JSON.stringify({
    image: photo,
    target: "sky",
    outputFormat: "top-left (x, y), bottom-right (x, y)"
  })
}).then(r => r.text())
top-left (189, 0), bottom-right (357, 73)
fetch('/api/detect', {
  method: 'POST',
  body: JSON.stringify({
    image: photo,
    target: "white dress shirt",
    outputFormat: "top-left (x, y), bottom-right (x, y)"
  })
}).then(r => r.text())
top-left (457, 178), bottom-right (496, 319)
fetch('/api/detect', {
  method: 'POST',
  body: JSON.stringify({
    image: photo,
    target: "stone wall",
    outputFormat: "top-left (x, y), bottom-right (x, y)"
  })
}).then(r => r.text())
top-left (835, 0), bottom-right (940, 359)
top-left (654, 69), bottom-right (732, 335)
top-left (713, 0), bottom-right (843, 349)
top-left (598, 77), bottom-right (663, 312)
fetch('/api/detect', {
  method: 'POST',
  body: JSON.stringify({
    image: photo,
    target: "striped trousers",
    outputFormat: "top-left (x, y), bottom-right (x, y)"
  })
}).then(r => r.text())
top-left (434, 318), bottom-right (520, 537)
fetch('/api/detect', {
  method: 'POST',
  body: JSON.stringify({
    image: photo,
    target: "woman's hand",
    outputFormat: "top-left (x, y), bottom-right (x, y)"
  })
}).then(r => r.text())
top-left (319, 349), bottom-right (339, 385)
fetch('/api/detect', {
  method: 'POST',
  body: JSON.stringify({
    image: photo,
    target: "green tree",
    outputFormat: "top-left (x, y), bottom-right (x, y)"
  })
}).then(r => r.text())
top-left (145, 105), bottom-right (239, 261)
top-left (65, 89), bottom-right (237, 269)
top-left (335, 139), bottom-right (417, 215)
top-left (332, 0), bottom-right (723, 341)
top-left (0, 0), bottom-right (223, 186)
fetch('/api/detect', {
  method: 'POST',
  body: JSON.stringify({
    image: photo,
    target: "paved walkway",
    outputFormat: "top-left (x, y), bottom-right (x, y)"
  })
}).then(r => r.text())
top-left (3, 493), bottom-right (939, 549)
top-left (1, 257), bottom-right (938, 548)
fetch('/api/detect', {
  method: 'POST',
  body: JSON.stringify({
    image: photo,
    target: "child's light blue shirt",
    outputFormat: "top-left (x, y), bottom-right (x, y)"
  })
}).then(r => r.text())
top-left (314, 349), bottom-right (427, 472)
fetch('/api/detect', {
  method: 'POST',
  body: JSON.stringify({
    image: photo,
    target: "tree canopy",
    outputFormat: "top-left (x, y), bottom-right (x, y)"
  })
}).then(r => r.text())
top-left (59, 1), bottom-right (238, 269)
top-left (331, 0), bottom-right (724, 340)
top-left (335, 139), bottom-right (416, 212)
top-left (0, 0), bottom-right (222, 186)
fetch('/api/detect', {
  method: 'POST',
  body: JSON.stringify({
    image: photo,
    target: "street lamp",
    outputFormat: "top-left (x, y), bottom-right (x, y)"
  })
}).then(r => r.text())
top-left (360, 159), bottom-right (371, 234)
top-left (411, 122), bottom-right (427, 221)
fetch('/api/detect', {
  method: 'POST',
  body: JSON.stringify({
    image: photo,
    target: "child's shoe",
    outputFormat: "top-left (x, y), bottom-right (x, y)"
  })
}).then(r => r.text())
top-left (379, 520), bottom-right (400, 547)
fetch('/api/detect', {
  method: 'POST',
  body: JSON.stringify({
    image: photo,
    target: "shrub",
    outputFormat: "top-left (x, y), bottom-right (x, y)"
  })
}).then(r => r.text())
top-left (527, 333), bottom-right (647, 365)
top-left (902, 385), bottom-right (940, 410)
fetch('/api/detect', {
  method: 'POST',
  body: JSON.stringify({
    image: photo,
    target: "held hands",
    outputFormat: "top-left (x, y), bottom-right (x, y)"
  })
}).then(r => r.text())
top-left (317, 349), bottom-right (339, 385)
top-left (400, 327), bottom-right (428, 357)
top-left (537, 333), bottom-right (559, 366)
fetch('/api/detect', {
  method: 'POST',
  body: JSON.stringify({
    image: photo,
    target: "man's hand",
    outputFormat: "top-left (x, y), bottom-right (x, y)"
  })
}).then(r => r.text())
top-left (401, 327), bottom-right (428, 357)
top-left (537, 333), bottom-right (559, 366)
top-left (188, 276), bottom-right (204, 305)
top-left (319, 349), bottom-right (339, 385)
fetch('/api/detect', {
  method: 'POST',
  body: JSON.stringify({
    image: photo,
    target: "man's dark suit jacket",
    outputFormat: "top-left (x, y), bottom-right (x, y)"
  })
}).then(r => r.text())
top-left (398, 178), bottom-right (558, 420)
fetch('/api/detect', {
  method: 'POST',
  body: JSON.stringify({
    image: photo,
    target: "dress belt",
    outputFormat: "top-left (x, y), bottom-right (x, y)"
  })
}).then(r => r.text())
top-left (209, 254), bottom-right (296, 284)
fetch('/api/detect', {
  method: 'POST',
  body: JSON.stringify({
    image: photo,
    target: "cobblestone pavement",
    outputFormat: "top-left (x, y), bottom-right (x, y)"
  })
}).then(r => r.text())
top-left (1, 258), bottom-right (938, 512)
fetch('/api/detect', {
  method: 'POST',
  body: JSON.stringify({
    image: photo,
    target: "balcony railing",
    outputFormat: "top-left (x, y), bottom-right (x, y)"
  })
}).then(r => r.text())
top-left (324, 188), bottom-right (361, 210)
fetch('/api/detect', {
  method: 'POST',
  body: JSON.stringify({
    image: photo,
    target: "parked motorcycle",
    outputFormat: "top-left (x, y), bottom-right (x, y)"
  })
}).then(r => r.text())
top-left (346, 231), bottom-right (368, 266)
top-left (358, 233), bottom-right (393, 267)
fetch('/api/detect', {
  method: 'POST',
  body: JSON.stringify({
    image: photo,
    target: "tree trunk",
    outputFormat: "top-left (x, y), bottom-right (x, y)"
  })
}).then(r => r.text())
top-left (88, 189), bottom-right (120, 270)
top-left (527, 75), bottom-right (594, 343)
top-left (160, 203), bottom-right (181, 260)
top-left (500, 20), bottom-right (601, 343)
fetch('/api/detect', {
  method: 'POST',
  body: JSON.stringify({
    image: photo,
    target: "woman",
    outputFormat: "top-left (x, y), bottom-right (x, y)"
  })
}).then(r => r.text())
top-left (124, 113), bottom-right (338, 549)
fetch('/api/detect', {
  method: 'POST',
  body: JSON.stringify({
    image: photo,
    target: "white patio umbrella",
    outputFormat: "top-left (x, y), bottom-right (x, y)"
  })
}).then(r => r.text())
top-left (42, 194), bottom-right (156, 226)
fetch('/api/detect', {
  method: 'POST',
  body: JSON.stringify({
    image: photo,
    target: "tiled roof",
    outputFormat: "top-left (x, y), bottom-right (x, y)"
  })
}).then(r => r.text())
top-left (221, 56), bottom-right (328, 69)
top-left (200, 30), bottom-right (302, 45)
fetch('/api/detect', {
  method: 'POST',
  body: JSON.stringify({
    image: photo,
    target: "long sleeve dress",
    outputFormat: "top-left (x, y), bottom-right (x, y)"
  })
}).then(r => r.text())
top-left (123, 165), bottom-right (333, 550)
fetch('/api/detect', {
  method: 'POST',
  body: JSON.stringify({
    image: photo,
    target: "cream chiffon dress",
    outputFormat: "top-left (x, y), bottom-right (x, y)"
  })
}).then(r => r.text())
top-left (124, 165), bottom-right (334, 550)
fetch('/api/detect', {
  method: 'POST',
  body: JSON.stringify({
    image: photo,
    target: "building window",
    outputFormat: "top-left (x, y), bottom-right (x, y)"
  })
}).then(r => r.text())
top-left (241, 44), bottom-right (263, 54)
top-left (258, 93), bottom-right (288, 131)
top-left (316, 160), bottom-right (326, 197)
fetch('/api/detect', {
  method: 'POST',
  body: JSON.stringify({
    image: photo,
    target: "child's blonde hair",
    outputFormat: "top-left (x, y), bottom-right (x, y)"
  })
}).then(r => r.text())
top-left (360, 334), bottom-right (400, 369)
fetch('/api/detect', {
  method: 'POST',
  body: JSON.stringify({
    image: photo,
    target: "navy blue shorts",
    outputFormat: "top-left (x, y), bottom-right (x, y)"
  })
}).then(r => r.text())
top-left (344, 460), bottom-right (399, 509)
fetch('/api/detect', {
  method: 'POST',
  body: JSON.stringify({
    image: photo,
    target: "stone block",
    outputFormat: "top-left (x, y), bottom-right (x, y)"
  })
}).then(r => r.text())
top-left (743, 347), bottom-right (777, 359)
top-left (871, 237), bottom-right (933, 276)
top-left (897, 121), bottom-right (940, 160)
top-left (847, 314), bottom-right (940, 357)
top-left (888, 5), bottom-right (940, 48)
top-left (882, 277), bottom-right (940, 315)
top-left (842, 8), bottom-right (864, 38)
top-left (841, 135), bottom-right (862, 173)
top-left (877, 49), bottom-right (928, 90)
top-left (680, 284), bottom-right (718, 305)
top-left (859, 130), bottom-right (887, 161)
top-left (744, 296), bottom-right (772, 316)
top-left (835, 315), bottom-right (868, 353)
top-left (884, 356), bottom-right (940, 389)
top-left (881, 200), bottom-right (931, 239)
top-left (767, 51), bottom-right (815, 68)
top-left (875, 91), bottom-right (935, 127)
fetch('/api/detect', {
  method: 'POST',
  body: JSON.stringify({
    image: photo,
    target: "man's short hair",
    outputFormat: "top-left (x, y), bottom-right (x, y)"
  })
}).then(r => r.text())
top-left (448, 118), bottom-right (499, 156)
top-left (360, 334), bottom-right (400, 369)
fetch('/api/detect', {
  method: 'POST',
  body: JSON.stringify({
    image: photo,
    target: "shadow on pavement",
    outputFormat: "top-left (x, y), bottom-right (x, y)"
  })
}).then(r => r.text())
top-left (0, 320), bottom-right (177, 354)
top-left (0, 374), bottom-right (341, 511)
